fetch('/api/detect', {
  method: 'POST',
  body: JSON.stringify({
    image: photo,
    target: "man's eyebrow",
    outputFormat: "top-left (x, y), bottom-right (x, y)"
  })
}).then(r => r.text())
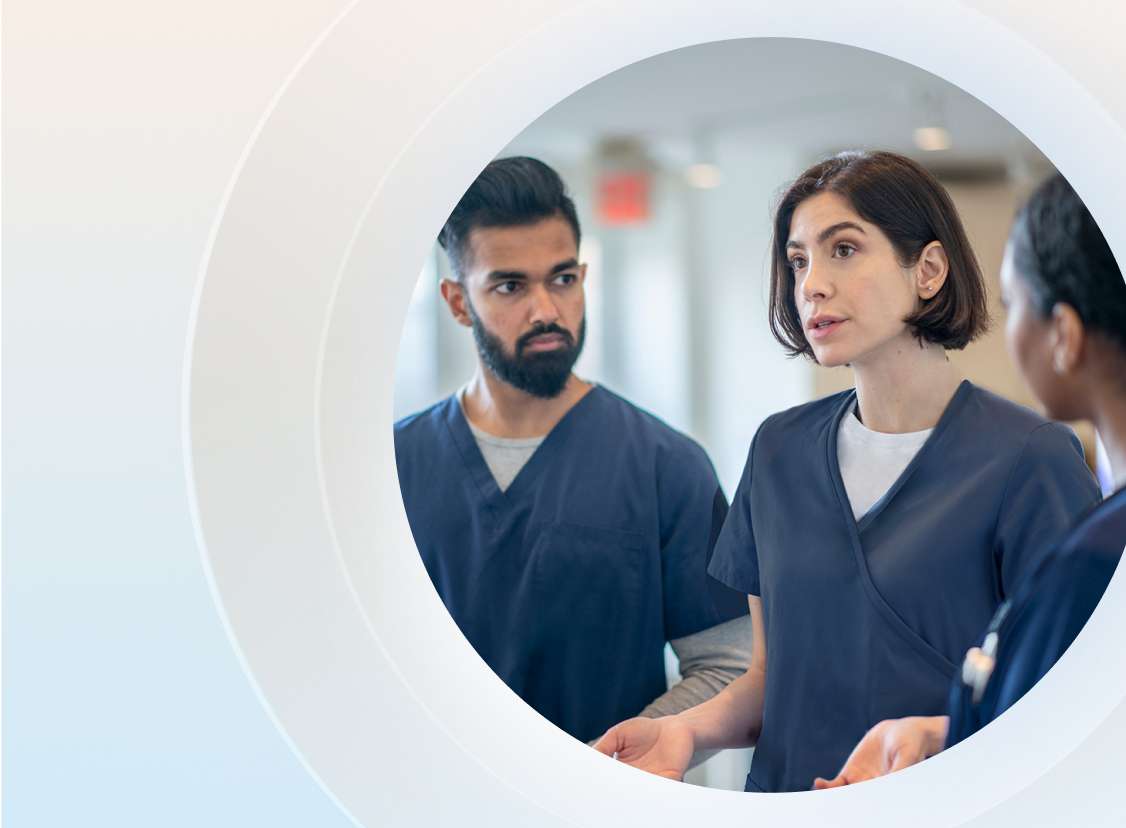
top-left (485, 269), bottom-right (527, 282)
top-left (786, 221), bottom-right (867, 250)
top-left (485, 258), bottom-right (579, 281)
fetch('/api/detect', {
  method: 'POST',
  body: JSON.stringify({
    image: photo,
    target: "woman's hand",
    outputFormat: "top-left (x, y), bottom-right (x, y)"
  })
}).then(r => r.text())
top-left (593, 597), bottom-right (768, 782)
top-left (592, 716), bottom-right (695, 781)
top-left (812, 716), bottom-right (949, 789)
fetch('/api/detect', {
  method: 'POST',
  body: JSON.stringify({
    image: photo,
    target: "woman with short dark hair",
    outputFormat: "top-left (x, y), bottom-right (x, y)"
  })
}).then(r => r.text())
top-left (595, 152), bottom-right (1102, 793)
top-left (811, 173), bottom-right (1126, 787)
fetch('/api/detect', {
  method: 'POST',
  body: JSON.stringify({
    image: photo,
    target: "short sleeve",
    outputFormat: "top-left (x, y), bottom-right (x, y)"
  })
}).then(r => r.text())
top-left (658, 441), bottom-right (749, 641)
top-left (707, 429), bottom-right (761, 596)
top-left (994, 423), bottom-right (1101, 597)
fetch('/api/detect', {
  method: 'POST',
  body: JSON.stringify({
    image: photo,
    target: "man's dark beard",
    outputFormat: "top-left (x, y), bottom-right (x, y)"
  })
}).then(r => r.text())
top-left (467, 302), bottom-right (586, 399)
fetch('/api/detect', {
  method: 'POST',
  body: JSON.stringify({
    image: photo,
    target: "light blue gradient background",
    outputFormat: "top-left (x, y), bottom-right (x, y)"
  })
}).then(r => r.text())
top-left (3, 2), bottom-right (358, 824)
top-left (6, 2), bottom-right (1126, 827)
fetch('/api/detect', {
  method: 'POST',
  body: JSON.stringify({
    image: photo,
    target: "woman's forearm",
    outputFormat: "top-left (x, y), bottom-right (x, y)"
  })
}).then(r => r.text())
top-left (672, 663), bottom-right (766, 751)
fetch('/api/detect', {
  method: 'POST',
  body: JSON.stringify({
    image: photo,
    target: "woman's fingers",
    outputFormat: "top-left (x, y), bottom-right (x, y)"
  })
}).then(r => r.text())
top-left (591, 730), bottom-right (619, 756)
top-left (592, 719), bottom-right (657, 762)
top-left (888, 746), bottom-right (924, 773)
top-left (812, 776), bottom-right (846, 790)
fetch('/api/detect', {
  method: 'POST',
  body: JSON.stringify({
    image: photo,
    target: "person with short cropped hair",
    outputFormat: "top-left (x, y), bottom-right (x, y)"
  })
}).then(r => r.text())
top-left (395, 156), bottom-right (750, 749)
top-left (596, 151), bottom-right (1101, 793)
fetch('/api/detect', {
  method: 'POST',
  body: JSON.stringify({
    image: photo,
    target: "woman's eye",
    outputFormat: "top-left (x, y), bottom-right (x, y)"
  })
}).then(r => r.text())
top-left (788, 256), bottom-right (807, 271)
top-left (834, 242), bottom-right (856, 258)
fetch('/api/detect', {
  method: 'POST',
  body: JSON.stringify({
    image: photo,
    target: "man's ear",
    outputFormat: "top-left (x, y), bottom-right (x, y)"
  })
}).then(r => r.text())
top-left (1049, 302), bottom-right (1086, 375)
top-left (915, 240), bottom-right (950, 300)
top-left (440, 278), bottom-right (473, 328)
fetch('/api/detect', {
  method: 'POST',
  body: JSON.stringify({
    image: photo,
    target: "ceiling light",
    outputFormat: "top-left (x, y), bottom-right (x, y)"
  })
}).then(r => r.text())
top-left (914, 126), bottom-right (952, 152)
top-left (685, 162), bottom-right (721, 189)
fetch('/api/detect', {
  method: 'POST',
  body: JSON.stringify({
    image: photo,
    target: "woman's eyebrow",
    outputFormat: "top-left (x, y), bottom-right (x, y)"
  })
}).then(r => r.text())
top-left (786, 221), bottom-right (866, 250)
top-left (816, 221), bottom-right (866, 244)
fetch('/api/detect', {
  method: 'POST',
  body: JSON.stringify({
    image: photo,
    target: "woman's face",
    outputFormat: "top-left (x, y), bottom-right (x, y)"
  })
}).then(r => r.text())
top-left (788, 192), bottom-right (931, 368)
top-left (999, 242), bottom-right (1079, 420)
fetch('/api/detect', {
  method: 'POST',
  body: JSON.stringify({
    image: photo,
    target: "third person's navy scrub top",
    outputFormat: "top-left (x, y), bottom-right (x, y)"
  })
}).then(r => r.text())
top-left (394, 385), bottom-right (747, 744)
top-left (707, 381), bottom-right (1101, 793)
top-left (946, 484), bottom-right (1125, 747)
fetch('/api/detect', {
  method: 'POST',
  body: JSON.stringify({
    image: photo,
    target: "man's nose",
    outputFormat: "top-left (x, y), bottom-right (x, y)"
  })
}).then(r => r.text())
top-left (527, 283), bottom-right (561, 325)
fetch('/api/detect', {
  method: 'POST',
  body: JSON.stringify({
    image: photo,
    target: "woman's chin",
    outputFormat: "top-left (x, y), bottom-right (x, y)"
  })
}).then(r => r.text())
top-left (812, 347), bottom-right (853, 369)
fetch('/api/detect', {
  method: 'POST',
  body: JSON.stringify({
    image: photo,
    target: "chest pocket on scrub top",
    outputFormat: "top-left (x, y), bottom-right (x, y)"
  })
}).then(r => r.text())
top-left (529, 522), bottom-right (645, 640)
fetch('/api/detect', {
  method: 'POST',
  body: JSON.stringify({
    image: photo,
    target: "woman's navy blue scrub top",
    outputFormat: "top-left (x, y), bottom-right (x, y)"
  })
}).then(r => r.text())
top-left (394, 385), bottom-right (747, 744)
top-left (707, 381), bottom-right (1101, 793)
top-left (946, 485), bottom-right (1125, 748)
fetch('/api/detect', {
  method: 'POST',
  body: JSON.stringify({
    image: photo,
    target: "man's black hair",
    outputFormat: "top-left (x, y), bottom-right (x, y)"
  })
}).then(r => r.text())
top-left (437, 156), bottom-right (581, 279)
top-left (1011, 174), bottom-right (1126, 353)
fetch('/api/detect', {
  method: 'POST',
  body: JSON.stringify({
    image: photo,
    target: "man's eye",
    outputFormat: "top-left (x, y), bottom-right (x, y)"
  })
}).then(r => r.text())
top-left (496, 281), bottom-right (521, 295)
top-left (553, 272), bottom-right (577, 286)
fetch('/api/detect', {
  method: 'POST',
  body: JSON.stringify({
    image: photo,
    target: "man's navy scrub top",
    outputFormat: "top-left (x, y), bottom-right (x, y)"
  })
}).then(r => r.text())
top-left (707, 381), bottom-right (1101, 793)
top-left (394, 385), bottom-right (748, 744)
top-left (946, 485), bottom-right (1125, 748)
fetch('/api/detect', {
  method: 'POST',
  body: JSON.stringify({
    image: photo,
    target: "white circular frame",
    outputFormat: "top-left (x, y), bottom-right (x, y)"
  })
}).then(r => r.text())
top-left (185, 2), bottom-right (1126, 826)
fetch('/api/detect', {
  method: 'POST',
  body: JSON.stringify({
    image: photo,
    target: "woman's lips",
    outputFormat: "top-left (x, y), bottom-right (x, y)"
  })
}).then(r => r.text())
top-left (808, 319), bottom-right (846, 340)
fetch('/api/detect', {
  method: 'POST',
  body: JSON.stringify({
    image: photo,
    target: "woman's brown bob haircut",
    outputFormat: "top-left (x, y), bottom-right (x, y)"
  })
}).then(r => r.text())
top-left (769, 150), bottom-right (990, 360)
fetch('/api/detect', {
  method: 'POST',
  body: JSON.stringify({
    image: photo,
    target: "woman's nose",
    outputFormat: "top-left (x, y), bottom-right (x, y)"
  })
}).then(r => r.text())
top-left (801, 263), bottom-right (832, 302)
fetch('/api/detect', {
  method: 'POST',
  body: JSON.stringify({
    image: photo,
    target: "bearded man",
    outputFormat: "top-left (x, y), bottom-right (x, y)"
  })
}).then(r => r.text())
top-left (394, 156), bottom-right (749, 748)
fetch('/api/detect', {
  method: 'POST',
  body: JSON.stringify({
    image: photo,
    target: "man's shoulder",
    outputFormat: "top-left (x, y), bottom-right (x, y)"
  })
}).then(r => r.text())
top-left (394, 398), bottom-right (450, 437)
top-left (593, 385), bottom-right (710, 460)
top-left (394, 395), bottom-right (456, 447)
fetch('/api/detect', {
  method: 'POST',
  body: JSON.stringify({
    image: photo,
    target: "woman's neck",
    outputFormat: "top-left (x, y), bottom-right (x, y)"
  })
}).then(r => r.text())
top-left (1091, 387), bottom-right (1126, 490)
top-left (851, 335), bottom-right (965, 434)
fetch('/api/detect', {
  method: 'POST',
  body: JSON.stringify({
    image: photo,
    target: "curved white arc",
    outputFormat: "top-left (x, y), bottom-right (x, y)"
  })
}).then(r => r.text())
top-left (186, 0), bottom-right (1126, 824)
top-left (180, 2), bottom-right (366, 826)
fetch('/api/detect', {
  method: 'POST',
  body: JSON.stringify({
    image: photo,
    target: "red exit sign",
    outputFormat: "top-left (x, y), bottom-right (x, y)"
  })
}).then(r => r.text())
top-left (597, 171), bottom-right (651, 225)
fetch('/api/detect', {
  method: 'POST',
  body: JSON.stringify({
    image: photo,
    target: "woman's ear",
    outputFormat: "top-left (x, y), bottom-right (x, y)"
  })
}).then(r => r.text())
top-left (915, 241), bottom-right (950, 300)
top-left (1049, 302), bottom-right (1086, 374)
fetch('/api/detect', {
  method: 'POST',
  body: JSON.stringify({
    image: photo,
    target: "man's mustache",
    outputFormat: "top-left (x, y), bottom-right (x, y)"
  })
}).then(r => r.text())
top-left (516, 323), bottom-right (574, 355)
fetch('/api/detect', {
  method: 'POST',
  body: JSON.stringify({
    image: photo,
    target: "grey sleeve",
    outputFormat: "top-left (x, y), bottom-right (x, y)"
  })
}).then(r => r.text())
top-left (586, 616), bottom-right (752, 757)
top-left (639, 615), bottom-right (752, 718)
top-left (635, 615), bottom-right (752, 767)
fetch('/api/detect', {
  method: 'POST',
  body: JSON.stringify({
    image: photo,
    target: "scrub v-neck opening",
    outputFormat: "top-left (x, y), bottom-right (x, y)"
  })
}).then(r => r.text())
top-left (830, 379), bottom-right (974, 534)
top-left (447, 384), bottom-right (603, 507)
